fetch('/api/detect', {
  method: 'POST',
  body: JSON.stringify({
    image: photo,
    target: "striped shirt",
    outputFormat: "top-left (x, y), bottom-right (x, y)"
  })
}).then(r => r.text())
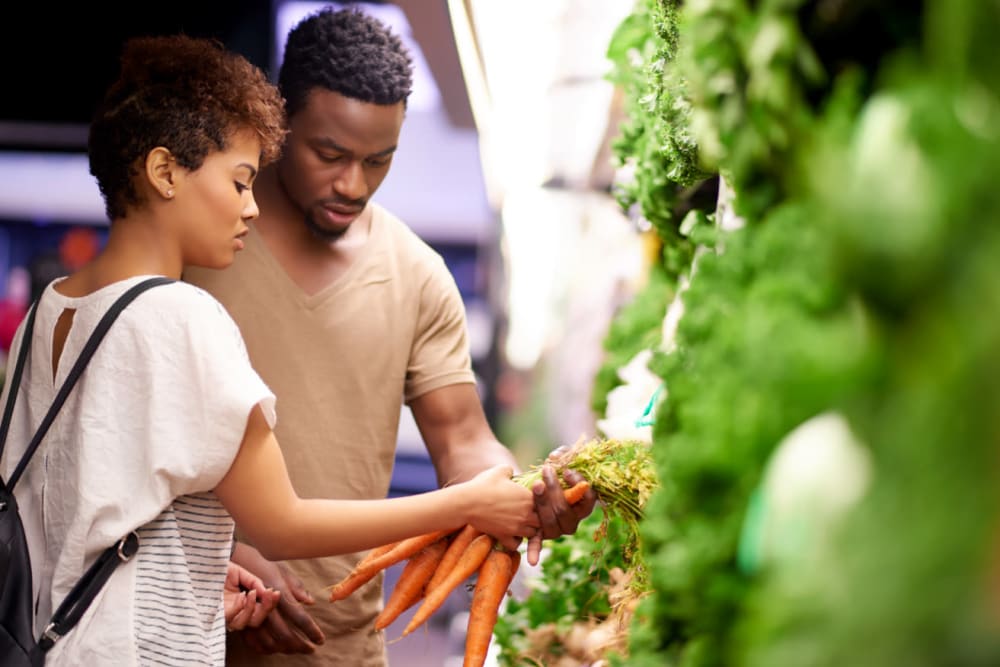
top-left (133, 494), bottom-right (233, 665)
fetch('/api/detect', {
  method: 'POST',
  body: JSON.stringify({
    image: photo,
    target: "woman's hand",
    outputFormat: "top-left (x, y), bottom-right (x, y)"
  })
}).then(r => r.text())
top-left (462, 464), bottom-right (540, 551)
top-left (224, 559), bottom-right (281, 631)
top-left (230, 542), bottom-right (326, 654)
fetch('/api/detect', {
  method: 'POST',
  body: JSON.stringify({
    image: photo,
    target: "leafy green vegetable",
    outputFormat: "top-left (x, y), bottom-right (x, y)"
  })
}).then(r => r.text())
top-left (607, 0), bottom-right (714, 248)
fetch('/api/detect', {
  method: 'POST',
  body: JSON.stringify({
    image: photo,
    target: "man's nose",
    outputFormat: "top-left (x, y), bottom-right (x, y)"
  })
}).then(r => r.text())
top-left (334, 160), bottom-right (367, 201)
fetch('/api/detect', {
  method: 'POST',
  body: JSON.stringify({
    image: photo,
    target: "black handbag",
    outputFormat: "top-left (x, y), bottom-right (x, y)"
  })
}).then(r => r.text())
top-left (0, 276), bottom-right (173, 665)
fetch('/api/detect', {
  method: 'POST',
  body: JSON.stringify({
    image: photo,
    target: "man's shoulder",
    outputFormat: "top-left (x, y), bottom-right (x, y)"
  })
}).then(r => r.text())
top-left (372, 203), bottom-right (446, 267)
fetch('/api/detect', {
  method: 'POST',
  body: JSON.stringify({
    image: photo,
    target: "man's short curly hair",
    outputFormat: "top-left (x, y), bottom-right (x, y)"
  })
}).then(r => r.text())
top-left (88, 35), bottom-right (288, 220)
top-left (278, 7), bottom-right (414, 117)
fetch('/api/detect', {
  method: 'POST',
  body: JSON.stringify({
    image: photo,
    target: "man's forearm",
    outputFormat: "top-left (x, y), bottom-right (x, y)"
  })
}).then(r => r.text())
top-left (434, 436), bottom-right (520, 486)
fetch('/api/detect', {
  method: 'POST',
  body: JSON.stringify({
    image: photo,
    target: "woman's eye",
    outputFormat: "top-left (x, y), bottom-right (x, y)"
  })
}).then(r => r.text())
top-left (235, 181), bottom-right (250, 194)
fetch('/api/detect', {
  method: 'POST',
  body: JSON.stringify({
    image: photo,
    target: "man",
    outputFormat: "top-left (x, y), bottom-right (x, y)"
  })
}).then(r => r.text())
top-left (184, 7), bottom-right (595, 666)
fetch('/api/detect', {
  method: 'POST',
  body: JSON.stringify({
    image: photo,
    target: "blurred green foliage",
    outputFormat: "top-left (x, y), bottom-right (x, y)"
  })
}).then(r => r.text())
top-left (500, 1), bottom-right (1000, 665)
top-left (628, 0), bottom-right (1000, 665)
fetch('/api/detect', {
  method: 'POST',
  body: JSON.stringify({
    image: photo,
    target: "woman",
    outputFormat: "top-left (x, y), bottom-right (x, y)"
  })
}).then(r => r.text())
top-left (0, 35), bottom-right (538, 666)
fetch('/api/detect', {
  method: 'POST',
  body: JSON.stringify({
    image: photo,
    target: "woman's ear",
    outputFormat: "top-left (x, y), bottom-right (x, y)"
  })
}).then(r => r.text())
top-left (145, 147), bottom-right (177, 200)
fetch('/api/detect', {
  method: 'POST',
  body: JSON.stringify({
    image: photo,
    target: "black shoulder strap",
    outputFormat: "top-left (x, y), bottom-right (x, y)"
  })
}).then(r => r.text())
top-left (35, 530), bottom-right (140, 653)
top-left (0, 300), bottom-right (39, 467)
top-left (1, 276), bottom-right (175, 491)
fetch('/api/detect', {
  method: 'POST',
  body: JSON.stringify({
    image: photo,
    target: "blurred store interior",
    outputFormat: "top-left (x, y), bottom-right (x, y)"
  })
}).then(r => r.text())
top-left (0, 0), bottom-right (640, 473)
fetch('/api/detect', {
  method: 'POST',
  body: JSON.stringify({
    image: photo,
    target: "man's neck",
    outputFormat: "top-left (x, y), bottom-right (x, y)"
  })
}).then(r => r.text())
top-left (250, 166), bottom-right (374, 294)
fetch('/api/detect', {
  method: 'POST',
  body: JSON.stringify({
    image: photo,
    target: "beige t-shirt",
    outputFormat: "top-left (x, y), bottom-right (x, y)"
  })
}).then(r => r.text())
top-left (184, 203), bottom-right (475, 666)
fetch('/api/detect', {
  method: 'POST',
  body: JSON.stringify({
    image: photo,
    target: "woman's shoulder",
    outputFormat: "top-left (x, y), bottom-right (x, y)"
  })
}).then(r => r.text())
top-left (119, 278), bottom-right (250, 361)
top-left (112, 277), bottom-right (240, 337)
top-left (146, 278), bottom-right (230, 312)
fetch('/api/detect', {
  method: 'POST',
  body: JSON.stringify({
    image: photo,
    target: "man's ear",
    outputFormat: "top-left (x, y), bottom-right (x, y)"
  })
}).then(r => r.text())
top-left (145, 146), bottom-right (177, 200)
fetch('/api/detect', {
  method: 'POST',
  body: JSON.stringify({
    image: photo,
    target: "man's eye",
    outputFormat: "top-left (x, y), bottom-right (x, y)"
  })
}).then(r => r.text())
top-left (318, 153), bottom-right (343, 163)
top-left (365, 158), bottom-right (390, 168)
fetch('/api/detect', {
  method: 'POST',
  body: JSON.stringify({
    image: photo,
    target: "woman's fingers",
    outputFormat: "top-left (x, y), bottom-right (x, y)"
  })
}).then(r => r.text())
top-left (227, 590), bottom-right (255, 631)
top-left (248, 589), bottom-right (281, 627)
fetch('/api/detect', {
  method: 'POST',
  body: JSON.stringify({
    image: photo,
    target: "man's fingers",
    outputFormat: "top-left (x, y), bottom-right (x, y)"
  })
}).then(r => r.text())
top-left (497, 535), bottom-right (522, 552)
top-left (243, 626), bottom-right (278, 654)
top-left (284, 576), bottom-right (316, 606)
top-left (563, 468), bottom-right (599, 519)
top-left (248, 590), bottom-right (280, 627)
top-left (242, 628), bottom-right (268, 654)
top-left (260, 611), bottom-right (316, 654)
top-left (532, 479), bottom-right (558, 539)
top-left (546, 445), bottom-right (569, 463)
top-left (552, 472), bottom-right (580, 535)
top-left (532, 464), bottom-right (592, 540)
top-left (278, 596), bottom-right (325, 645)
top-left (526, 534), bottom-right (543, 566)
top-left (543, 465), bottom-right (576, 537)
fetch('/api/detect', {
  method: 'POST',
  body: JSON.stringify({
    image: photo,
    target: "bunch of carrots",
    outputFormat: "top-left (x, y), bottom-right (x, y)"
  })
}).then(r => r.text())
top-left (327, 437), bottom-right (656, 667)
top-left (328, 480), bottom-right (592, 667)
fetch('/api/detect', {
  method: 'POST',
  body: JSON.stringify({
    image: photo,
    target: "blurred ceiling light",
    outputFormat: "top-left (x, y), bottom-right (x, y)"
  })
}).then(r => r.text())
top-left (446, 0), bottom-right (500, 206)
top-left (500, 187), bottom-right (579, 369)
top-left (471, 0), bottom-right (559, 189)
top-left (451, 0), bottom-right (634, 202)
top-left (450, 0), bottom-right (636, 370)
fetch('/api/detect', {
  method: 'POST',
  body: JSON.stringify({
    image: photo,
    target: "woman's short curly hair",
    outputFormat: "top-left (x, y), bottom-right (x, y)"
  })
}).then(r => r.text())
top-left (278, 7), bottom-right (413, 118)
top-left (88, 35), bottom-right (287, 220)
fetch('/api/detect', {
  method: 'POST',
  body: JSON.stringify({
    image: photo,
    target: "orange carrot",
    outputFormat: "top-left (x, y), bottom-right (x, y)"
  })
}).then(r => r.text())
top-left (357, 540), bottom-right (401, 570)
top-left (426, 524), bottom-right (482, 593)
top-left (463, 549), bottom-right (520, 667)
top-left (563, 479), bottom-right (591, 505)
top-left (374, 538), bottom-right (449, 630)
top-left (402, 533), bottom-right (495, 636)
top-left (507, 548), bottom-right (522, 585)
top-left (329, 529), bottom-right (452, 602)
top-left (323, 540), bottom-right (400, 594)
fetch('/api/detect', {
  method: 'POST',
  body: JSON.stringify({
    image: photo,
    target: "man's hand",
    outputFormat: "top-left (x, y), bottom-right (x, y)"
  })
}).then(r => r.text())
top-left (526, 464), bottom-right (598, 566)
top-left (231, 543), bottom-right (326, 654)
top-left (224, 560), bottom-right (281, 631)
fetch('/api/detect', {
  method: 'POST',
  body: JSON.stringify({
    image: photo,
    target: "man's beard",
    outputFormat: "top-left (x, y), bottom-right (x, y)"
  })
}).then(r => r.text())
top-left (277, 168), bottom-right (353, 243)
top-left (303, 212), bottom-right (349, 242)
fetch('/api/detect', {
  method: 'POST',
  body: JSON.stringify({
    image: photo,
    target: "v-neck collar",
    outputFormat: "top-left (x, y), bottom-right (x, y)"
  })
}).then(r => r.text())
top-left (246, 204), bottom-right (389, 310)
